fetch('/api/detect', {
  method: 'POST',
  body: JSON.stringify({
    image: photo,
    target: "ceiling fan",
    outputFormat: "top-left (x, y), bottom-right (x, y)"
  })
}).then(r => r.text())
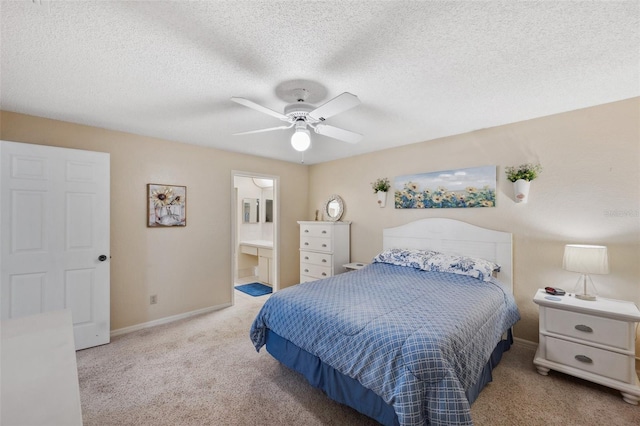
top-left (231, 89), bottom-right (362, 152)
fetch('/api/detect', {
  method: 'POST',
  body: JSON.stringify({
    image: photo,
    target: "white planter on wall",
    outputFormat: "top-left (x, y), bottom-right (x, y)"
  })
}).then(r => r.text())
top-left (377, 191), bottom-right (387, 208)
top-left (513, 179), bottom-right (531, 203)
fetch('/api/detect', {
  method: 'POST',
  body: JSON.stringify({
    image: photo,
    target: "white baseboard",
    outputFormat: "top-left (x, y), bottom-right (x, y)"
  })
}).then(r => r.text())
top-left (110, 302), bottom-right (231, 337)
top-left (513, 337), bottom-right (538, 351)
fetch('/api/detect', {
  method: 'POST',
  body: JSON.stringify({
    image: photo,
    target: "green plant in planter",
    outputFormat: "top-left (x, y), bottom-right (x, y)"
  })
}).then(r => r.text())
top-left (371, 177), bottom-right (391, 193)
top-left (505, 163), bottom-right (542, 182)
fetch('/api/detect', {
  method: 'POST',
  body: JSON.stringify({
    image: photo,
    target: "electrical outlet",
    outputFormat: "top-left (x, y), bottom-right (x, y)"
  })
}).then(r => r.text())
top-left (150, 294), bottom-right (158, 305)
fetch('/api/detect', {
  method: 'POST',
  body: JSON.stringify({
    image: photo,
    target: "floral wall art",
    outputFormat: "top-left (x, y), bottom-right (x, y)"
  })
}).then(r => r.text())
top-left (148, 184), bottom-right (186, 227)
top-left (394, 166), bottom-right (496, 209)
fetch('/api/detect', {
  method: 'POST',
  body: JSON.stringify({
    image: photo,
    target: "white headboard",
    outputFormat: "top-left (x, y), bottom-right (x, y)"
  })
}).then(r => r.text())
top-left (383, 218), bottom-right (513, 292)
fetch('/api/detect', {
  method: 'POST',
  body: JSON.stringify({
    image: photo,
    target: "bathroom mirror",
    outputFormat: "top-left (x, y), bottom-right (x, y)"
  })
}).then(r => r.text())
top-left (265, 199), bottom-right (273, 223)
top-left (323, 194), bottom-right (344, 222)
top-left (242, 198), bottom-right (259, 223)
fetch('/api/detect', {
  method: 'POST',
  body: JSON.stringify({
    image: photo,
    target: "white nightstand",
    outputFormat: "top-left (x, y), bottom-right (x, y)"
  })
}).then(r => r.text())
top-left (533, 289), bottom-right (640, 404)
top-left (343, 262), bottom-right (368, 271)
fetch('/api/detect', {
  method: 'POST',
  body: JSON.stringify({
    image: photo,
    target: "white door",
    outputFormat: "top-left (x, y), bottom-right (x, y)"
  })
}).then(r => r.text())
top-left (0, 141), bottom-right (110, 350)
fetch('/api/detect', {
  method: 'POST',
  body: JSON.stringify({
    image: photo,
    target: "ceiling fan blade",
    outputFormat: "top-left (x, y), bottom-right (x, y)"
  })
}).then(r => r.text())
top-left (313, 124), bottom-right (362, 144)
top-left (230, 97), bottom-right (289, 121)
top-left (308, 92), bottom-right (361, 121)
top-left (233, 124), bottom-right (293, 136)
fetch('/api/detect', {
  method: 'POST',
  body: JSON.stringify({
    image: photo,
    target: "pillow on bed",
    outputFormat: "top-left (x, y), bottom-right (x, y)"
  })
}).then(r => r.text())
top-left (373, 248), bottom-right (500, 282)
top-left (422, 252), bottom-right (499, 282)
top-left (371, 248), bottom-right (438, 270)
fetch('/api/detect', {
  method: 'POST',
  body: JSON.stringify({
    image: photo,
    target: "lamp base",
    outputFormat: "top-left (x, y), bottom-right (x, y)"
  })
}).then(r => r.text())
top-left (573, 274), bottom-right (598, 301)
top-left (575, 293), bottom-right (597, 301)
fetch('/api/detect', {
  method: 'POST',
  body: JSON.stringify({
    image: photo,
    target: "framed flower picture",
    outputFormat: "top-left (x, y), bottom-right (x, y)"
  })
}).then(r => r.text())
top-left (147, 184), bottom-right (186, 227)
top-left (394, 166), bottom-right (496, 209)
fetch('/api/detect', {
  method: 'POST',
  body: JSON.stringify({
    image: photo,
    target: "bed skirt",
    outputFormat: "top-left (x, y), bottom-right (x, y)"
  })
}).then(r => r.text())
top-left (265, 328), bottom-right (514, 426)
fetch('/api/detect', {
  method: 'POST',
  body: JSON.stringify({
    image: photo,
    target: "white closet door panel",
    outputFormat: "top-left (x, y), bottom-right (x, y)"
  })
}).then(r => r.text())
top-left (11, 190), bottom-right (47, 253)
top-left (1, 141), bottom-right (110, 350)
top-left (66, 193), bottom-right (94, 250)
top-left (9, 273), bottom-right (45, 318)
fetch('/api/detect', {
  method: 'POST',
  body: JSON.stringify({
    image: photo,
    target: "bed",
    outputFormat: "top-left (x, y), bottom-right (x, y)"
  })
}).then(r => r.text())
top-left (250, 218), bottom-right (520, 426)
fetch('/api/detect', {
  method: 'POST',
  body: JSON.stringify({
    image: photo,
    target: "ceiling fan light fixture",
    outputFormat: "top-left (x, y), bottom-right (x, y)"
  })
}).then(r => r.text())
top-left (291, 127), bottom-right (311, 152)
top-left (231, 90), bottom-right (362, 155)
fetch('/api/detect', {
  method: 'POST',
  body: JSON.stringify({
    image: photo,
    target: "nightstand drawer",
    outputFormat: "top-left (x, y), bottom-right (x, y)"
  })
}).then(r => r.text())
top-left (546, 336), bottom-right (632, 383)
top-left (300, 251), bottom-right (332, 267)
top-left (545, 308), bottom-right (630, 350)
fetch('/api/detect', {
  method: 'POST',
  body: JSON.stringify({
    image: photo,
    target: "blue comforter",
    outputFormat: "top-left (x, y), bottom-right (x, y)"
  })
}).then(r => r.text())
top-left (250, 262), bottom-right (520, 425)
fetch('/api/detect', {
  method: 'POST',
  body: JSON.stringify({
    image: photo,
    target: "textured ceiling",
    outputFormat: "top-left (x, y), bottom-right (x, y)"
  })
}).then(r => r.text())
top-left (1, 1), bottom-right (638, 164)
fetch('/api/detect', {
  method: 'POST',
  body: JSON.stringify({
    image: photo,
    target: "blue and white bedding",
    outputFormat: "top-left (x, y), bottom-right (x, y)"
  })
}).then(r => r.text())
top-left (250, 260), bottom-right (520, 426)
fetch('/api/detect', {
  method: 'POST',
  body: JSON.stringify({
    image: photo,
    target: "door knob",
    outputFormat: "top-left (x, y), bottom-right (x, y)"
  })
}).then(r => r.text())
top-left (98, 255), bottom-right (108, 262)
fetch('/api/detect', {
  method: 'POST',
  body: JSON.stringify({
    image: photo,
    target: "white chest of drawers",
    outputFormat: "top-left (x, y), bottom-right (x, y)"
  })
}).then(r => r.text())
top-left (298, 221), bottom-right (350, 283)
top-left (533, 289), bottom-right (640, 404)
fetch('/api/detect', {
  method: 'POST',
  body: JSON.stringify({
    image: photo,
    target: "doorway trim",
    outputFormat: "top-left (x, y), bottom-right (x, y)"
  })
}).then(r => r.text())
top-left (231, 170), bottom-right (279, 305)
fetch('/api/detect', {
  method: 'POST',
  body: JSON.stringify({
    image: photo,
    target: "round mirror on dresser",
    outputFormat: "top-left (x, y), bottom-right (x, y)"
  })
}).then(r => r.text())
top-left (323, 194), bottom-right (344, 221)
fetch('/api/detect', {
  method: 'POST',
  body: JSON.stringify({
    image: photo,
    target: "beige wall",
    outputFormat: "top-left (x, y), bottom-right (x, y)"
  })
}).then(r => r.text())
top-left (2, 99), bottom-right (639, 356)
top-left (0, 111), bottom-right (308, 331)
top-left (308, 98), bottom-right (640, 355)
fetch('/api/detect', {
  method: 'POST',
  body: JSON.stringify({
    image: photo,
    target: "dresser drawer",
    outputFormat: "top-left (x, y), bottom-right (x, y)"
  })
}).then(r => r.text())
top-left (300, 236), bottom-right (332, 252)
top-left (300, 224), bottom-right (333, 238)
top-left (300, 251), bottom-right (332, 267)
top-left (240, 245), bottom-right (258, 256)
top-left (258, 248), bottom-right (272, 258)
top-left (300, 274), bottom-right (317, 283)
top-left (300, 263), bottom-right (332, 279)
top-left (544, 308), bottom-right (630, 350)
top-left (545, 336), bottom-right (632, 383)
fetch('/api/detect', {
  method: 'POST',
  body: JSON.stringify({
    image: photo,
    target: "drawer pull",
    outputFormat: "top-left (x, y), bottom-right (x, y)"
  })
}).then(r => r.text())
top-left (304, 242), bottom-right (309, 246)
top-left (304, 229), bottom-right (309, 233)
top-left (574, 355), bottom-right (593, 364)
top-left (322, 230), bottom-right (327, 234)
top-left (321, 272), bottom-right (327, 276)
top-left (575, 324), bottom-right (593, 333)
top-left (322, 259), bottom-right (327, 263)
top-left (304, 269), bottom-right (309, 273)
top-left (322, 244), bottom-right (327, 247)
top-left (304, 256), bottom-right (309, 260)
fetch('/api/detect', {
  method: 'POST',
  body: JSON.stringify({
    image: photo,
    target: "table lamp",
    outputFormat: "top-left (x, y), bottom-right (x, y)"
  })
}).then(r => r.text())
top-left (562, 244), bottom-right (609, 301)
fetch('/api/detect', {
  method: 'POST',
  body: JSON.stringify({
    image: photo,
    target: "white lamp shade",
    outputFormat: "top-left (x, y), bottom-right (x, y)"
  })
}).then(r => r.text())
top-left (562, 244), bottom-right (609, 274)
top-left (291, 129), bottom-right (311, 151)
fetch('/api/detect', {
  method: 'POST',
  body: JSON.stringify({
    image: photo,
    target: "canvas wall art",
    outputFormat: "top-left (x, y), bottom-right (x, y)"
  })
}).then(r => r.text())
top-left (147, 184), bottom-right (186, 227)
top-left (394, 166), bottom-right (496, 209)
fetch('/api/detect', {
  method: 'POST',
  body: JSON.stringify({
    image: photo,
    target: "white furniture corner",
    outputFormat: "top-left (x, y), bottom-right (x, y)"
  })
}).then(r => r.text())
top-left (343, 262), bottom-right (368, 271)
top-left (239, 240), bottom-right (273, 285)
top-left (1, 309), bottom-right (83, 425)
top-left (298, 221), bottom-right (350, 283)
top-left (533, 289), bottom-right (640, 404)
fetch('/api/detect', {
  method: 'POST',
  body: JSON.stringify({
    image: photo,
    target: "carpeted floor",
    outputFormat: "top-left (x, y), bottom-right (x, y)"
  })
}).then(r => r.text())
top-left (76, 291), bottom-right (639, 425)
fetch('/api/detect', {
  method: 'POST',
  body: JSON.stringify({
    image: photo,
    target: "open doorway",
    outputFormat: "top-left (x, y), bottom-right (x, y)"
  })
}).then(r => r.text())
top-left (231, 171), bottom-right (278, 303)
